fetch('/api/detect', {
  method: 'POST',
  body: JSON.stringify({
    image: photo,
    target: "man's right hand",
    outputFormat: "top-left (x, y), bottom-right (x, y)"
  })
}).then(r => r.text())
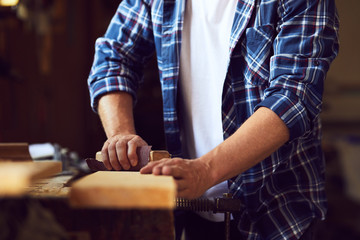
top-left (101, 134), bottom-right (148, 170)
top-left (97, 92), bottom-right (147, 171)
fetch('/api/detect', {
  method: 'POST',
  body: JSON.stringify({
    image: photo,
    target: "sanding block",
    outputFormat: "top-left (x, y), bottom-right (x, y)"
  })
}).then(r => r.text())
top-left (86, 146), bottom-right (170, 171)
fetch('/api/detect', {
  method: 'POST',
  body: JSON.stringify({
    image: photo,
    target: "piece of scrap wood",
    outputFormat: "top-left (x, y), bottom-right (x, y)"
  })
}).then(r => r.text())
top-left (0, 142), bottom-right (32, 161)
top-left (69, 171), bottom-right (176, 209)
top-left (0, 161), bottom-right (62, 196)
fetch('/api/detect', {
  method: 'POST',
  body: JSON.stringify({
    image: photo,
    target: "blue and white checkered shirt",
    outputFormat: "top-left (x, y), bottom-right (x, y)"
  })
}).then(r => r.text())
top-left (88, 0), bottom-right (339, 239)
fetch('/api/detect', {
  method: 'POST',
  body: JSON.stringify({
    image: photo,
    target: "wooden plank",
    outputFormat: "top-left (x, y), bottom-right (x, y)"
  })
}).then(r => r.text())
top-left (0, 161), bottom-right (62, 196)
top-left (69, 171), bottom-right (176, 209)
top-left (0, 142), bottom-right (32, 161)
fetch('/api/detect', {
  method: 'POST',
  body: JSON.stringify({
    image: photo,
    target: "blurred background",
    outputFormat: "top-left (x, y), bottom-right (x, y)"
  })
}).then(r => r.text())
top-left (0, 0), bottom-right (359, 239)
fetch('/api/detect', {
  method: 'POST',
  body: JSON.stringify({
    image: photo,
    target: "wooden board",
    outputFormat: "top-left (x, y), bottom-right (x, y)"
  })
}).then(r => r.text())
top-left (0, 161), bottom-right (62, 196)
top-left (0, 142), bottom-right (32, 161)
top-left (69, 171), bottom-right (176, 209)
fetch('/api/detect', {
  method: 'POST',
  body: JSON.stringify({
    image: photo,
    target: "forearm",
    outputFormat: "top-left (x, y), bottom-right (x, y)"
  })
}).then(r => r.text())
top-left (199, 107), bottom-right (290, 187)
top-left (98, 92), bottom-right (149, 170)
top-left (98, 92), bottom-right (136, 138)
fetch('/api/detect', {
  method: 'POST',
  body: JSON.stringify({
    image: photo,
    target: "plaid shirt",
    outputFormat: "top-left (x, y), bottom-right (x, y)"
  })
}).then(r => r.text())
top-left (88, 0), bottom-right (339, 239)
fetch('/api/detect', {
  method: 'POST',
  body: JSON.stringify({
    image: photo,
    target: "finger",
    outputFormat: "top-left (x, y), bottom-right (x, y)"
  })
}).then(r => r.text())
top-left (116, 140), bottom-right (131, 170)
top-left (108, 141), bottom-right (122, 170)
top-left (151, 160), bottom-right (178, 175)
top-left (101, 142), bottom-right (112, 170)
top-left (127, 139), bottom-right (139, 167)
top-left (161, 164), bottom-right (184, 177)
top-left (152, 164), bottom-right (165, 175)
top-left (140, 159), bottom-right (169, 174)
top-left (140, 161), bottom-right (154, 174)
top-left (139, 164), bottom-right (151, 174)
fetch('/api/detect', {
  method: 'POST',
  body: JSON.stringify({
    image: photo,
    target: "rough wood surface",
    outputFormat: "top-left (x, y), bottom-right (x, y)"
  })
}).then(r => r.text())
top-left (27, 175), bottom-right (72, 197)
top-left (0, 161), bottom-right (62, 196)
top-left (70, 171), bottom-right (176, 209)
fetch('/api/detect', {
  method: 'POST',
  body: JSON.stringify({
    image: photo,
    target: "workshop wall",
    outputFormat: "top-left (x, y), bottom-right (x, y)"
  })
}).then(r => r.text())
top-left (0, 0), bottom-right (165, 159)
top-left (318, 0), bottom-right (360, 239)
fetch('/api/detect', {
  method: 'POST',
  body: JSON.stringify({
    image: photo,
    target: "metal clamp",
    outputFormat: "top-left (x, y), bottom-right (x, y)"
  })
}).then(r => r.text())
top-left (176, 193), bottom-right (241, 240)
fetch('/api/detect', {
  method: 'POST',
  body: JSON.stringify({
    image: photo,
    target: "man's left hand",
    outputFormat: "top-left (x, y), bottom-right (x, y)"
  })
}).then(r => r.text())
top-left (140, 158), bottom-right (212, 199)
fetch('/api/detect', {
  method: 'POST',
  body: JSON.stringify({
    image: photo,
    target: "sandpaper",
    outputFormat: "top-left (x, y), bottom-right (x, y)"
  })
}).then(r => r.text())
top-left (86, 145), bottom-right (152, 171)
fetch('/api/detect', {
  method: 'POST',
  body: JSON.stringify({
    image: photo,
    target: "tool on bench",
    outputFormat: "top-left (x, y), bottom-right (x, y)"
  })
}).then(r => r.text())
top-left (176, 193), bottom-right (241, 240)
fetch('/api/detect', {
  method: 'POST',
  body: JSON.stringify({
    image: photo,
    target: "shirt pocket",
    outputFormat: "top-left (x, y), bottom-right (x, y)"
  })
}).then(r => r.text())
top-left (243, 25), bottom-right (275, 86)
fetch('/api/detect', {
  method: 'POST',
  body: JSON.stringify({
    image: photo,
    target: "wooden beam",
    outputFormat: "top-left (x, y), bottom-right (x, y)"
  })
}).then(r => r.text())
top-left (69, 171), bottom-right (176, 209)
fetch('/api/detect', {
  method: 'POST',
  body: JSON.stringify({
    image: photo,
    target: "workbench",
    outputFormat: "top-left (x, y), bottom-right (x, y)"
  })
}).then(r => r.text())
top-left (0, 143), bottom-right (175, 240)
top-left (0, 174), bottom-right (175, 240)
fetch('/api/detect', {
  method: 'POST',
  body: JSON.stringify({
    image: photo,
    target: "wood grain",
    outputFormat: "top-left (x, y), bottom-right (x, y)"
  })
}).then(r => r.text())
top-left (0, 161), bottom-right (62, 196)
top-left (69, 171), bottom-right (176, 209)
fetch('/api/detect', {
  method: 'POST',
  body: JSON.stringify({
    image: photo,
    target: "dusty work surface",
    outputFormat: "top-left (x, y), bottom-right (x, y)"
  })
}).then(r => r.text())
top-left (1, 172), bottom-right (175, 240)
top-left (26, 174), bottom-right (72, 197)
top-left (0, 196), bottom-right (174, 240)
top-left (0, 161), bottom-right (62, 196)
top-left (70, 171), bottom-right (176, 209)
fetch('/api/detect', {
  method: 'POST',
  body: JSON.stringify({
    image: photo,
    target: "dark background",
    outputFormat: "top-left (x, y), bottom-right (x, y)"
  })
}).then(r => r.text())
top-left (0, 0), bottom-right (359, 239)
top-left (0, 0), bottom-right (165, 159)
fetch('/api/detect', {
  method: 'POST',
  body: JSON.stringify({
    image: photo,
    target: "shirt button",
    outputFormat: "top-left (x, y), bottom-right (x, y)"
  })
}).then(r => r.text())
top-left (314, 60), bottom-right (320, 66)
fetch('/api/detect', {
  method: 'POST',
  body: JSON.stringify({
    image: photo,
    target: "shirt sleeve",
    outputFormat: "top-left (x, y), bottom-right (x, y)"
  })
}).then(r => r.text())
top-left (255, 0), bottom-right (339, 141)
top-left (87, 0), bottom-right (155, 112)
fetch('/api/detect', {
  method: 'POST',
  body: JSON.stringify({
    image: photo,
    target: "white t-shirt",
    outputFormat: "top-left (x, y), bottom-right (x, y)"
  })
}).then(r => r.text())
top-left (179, 0), bottom-right (238, 222)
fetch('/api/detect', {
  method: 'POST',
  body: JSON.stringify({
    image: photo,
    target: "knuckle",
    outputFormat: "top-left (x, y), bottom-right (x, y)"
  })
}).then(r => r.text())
top-left (115, 139), bottom-right (126, 148)
top-left (173, 158), bottom-right (182, 164)
top-left (131, 135), bottom-right (139, 141)
top-left (107, 141), bottom-right (117, 151)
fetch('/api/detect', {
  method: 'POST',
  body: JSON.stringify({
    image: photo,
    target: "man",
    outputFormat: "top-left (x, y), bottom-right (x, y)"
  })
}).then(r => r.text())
top-left (87, 0), bottom-right (339, 239)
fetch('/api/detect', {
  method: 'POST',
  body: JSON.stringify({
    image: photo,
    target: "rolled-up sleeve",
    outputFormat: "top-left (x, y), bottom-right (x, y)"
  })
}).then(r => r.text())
top-left (255, 0), bottom-right (339, 140)
top-left (87, 0), bottom-right (155, 112)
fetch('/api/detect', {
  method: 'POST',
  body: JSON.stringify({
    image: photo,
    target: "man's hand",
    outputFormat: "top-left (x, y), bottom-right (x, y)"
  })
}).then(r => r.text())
top-left (141, 107), bottom-right (290, 200)
top-left (101, 134), bottom-right (148, 170)
top-left (140, 158), bottom-right (213, 199)
top-left (98, 92), bottom-right (148, 170)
